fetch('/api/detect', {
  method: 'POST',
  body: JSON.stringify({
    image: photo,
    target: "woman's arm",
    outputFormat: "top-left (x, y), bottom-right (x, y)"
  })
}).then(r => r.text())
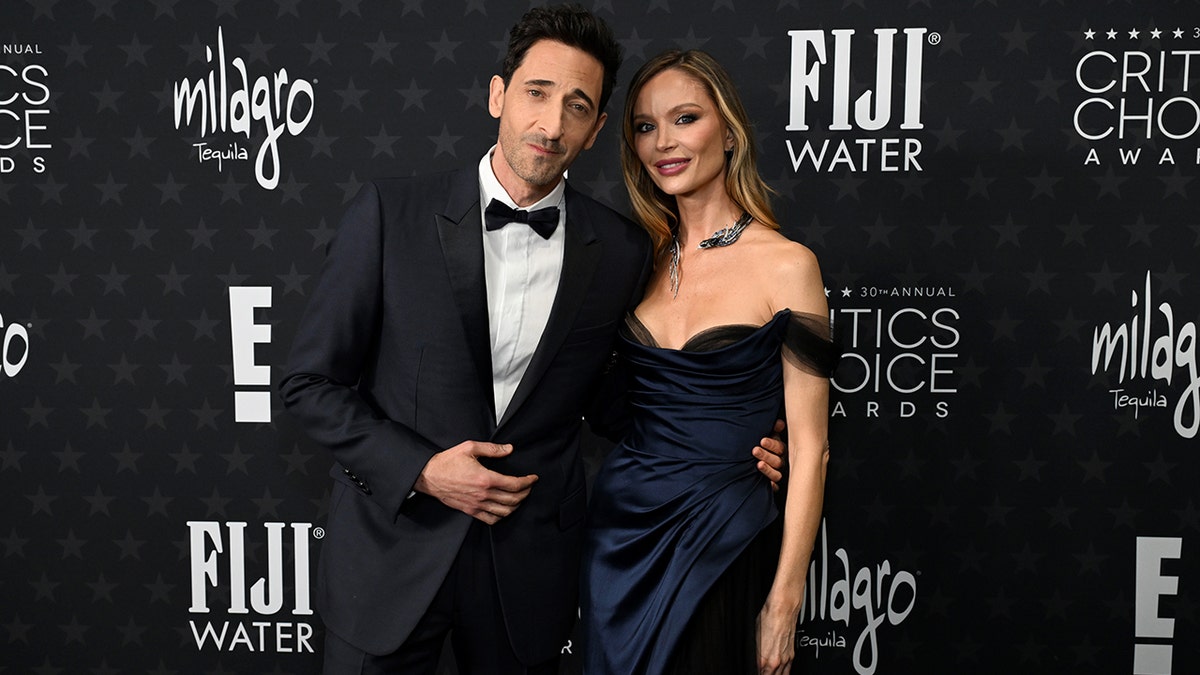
top-left (757, 242), bottom-right (831, 675)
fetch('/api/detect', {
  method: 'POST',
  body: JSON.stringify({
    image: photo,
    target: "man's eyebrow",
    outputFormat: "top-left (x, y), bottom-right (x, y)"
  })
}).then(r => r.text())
top-left (523, 79), bottom-right (596, 109)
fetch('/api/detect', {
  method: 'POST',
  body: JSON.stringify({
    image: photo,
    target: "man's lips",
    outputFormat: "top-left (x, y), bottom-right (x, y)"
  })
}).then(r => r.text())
top-left (528, 143), bottom-right (561, 156)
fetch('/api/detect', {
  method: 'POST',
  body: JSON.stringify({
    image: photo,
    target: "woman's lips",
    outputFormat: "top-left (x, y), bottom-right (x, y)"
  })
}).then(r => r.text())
top-left (654, 158), bottom-right (689, 176)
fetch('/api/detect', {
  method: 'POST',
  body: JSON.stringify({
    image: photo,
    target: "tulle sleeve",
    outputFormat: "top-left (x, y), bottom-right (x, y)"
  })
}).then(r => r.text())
top-left (784, 310), bottom-right (840, 378)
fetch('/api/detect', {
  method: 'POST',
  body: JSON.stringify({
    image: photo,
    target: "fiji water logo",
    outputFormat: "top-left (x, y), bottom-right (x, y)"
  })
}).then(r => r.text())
top-left (1091, 272), bottom-right (1200, 439)
top-left (797, 520), bottom-right (917, 675)
top-left (187, 521), bottom-right (320, 653)
top-left (785, 27), bottom-right (935, 173)
top-left (172, 28), bottom-right (315, 190)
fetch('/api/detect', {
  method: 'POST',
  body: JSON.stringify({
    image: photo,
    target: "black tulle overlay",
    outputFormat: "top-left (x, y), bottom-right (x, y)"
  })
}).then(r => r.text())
top-left (580, 309), bottom-right (836, 675)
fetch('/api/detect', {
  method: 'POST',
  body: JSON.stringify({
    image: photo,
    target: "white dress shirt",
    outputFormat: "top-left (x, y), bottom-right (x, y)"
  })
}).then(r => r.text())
top-left (478, 148), bottom-right (566, 422)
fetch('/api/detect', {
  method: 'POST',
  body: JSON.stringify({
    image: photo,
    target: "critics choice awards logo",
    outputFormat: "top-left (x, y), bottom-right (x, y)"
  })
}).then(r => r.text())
top-left (172, 28), bottom-right (315, 190)
top-left (1, 42), bottom-right (52, 175)
top-left (796, 520), bottom-right (917, 675)
top-left (828, 284), bottom-right (959, 420)
top-left (188, 521), bottom-right (320, 653)
top-left (1090, 272), bottom-right (1199, 439)
top-left (785, 27), bottom-right (937, 174)
top-left (1073, 25), bottom-right (1200, 167)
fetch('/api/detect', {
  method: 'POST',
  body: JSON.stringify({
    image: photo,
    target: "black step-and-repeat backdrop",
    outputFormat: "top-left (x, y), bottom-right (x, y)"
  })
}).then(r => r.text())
top-left (3, 1), bottom-right (1196, 673)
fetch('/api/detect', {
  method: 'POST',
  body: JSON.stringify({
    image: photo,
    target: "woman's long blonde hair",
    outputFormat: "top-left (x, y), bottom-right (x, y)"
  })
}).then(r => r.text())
top-left (620, 49), bottom-right (778, 262)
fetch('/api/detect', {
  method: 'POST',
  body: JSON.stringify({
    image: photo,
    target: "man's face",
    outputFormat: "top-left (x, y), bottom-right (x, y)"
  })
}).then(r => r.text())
top-left (489, 39), bottom-right (607, 203)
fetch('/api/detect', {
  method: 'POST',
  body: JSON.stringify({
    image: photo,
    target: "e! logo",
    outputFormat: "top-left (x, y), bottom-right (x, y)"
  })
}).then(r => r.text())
top-left (1135, 536), bottom-right (1183, 675)
top-left (228, 286), bottom-right (272, 423)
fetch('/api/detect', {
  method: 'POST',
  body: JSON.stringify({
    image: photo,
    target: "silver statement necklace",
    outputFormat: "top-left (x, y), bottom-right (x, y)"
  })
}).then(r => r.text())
top-left (668, 211), bottom-right (753, 298)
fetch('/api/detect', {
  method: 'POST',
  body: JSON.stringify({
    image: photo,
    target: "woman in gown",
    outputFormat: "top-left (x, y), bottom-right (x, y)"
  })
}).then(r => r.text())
top-left (580, 50), bottom-right (838, 674)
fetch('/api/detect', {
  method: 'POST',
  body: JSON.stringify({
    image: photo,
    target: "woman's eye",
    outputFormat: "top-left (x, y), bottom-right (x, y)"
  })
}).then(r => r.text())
top-left (676, 114), bottom-right (696, 125)
top-left (635, 122), bottom-right (655, 133)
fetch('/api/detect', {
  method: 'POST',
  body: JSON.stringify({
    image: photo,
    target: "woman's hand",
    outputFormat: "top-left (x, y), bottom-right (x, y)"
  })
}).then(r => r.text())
top-left (756, 595), bottom-right (798, 675)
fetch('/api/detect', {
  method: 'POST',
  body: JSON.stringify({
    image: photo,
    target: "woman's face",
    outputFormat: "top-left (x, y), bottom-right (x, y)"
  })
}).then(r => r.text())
top-left (631, 68), bottom-right (732, 200)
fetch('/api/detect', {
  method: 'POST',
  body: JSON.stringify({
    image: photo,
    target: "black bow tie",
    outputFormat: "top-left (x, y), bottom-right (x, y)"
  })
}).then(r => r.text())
top-left (484, 199), bottom-right (560, 239)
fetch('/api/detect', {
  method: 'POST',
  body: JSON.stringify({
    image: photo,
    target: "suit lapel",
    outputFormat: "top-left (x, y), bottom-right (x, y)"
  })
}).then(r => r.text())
top-left (496, 183), bottom-right (603, 431)
top-left (435, 169), bottom-right (496, 424)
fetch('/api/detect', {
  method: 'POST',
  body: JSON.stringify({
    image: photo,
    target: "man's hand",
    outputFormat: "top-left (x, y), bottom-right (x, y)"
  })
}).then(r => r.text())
top-left (753, 419), bottom-right (788, 491)
top-left (414, 441), bottom-right (538, 524)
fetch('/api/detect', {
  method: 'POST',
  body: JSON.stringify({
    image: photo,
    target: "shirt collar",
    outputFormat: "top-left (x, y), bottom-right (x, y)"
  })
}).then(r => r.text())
top-left (478, 145), bottom-right (566, 212)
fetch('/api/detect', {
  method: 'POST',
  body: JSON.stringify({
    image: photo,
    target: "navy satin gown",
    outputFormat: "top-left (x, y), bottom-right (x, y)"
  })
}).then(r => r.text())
top-left (581, 309), bottom-right (820, 674)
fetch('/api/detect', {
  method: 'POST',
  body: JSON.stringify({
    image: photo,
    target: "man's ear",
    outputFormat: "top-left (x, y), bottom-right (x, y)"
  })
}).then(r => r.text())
top-left (582, 111), bottom-right (608, 150)
top-left (488, 75), bottom-right (506, 120)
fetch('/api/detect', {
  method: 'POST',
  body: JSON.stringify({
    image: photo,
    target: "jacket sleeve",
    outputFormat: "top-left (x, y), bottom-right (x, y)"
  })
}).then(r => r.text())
top-left (279, 181), bottom-right (440, 518)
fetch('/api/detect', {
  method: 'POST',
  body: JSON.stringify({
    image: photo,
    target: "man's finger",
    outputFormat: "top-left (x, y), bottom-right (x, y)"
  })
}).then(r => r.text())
top-left (756, 460), bottom-right (783, 484)
top-left (471, 442), bottom-right (513, 458)
top-left (489, 472), bottom-right (538, 493)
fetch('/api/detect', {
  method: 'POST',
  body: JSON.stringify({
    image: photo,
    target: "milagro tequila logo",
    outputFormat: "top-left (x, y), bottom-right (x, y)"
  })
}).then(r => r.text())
top-left (785, 27), bottom-right (935, 173)
top-left (188, 521), bottom-right (320, 652)
top-left (797, 520), bottom-right (917, 675)
top-left (1091, 272), bottom-right (1200, 438)
top-left (172, 28), bottom-right (315, 189)
top-left (0, 310), bottom-right (30, 377)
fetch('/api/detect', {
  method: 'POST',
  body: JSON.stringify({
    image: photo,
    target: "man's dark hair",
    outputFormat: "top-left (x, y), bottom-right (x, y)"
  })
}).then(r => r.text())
top-left (501, 4), bottom-right (623, 113)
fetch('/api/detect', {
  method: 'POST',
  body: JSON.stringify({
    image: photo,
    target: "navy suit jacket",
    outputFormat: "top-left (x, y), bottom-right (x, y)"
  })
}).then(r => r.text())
top-left (279, 167), bottom-right (649, 663)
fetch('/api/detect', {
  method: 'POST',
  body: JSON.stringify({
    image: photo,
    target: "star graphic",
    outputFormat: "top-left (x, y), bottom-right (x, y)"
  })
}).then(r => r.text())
top-left (240, 33), bottom-right (274, 64)
top-left (739, 26), bottom-right (771, 59)
top-left (620, 28), bottom-right (653, 61)
top-left (966, 68), bottom-right (1000, 104)
top-left (430, 125), bottom-right (463, 158)
top-left (368, 125), bottom-right (400, 158)
top-left (397, 79), bottom-right (431, 111)
top-left (91, 81), bottom-right (123, 112)
top-left (306, 126), bottom-right (338, 158)
top-left (98, 264), bottom-right (129, 295)
top-left (279, 173), bottom-right (308, 204)
top-left (157, 264), bottom-right (189, 295)
top-left (66, 127), bottom-right (96, 158)
top-left (673, 27), bottom-right (710, 51)
top-left (366, 32), bottom-right (397, 64)
top-left (334, 79), bottom-right (368, 111)
top-left (278, 264), bottom-right (309, 296)
top-left (189, 309), bottom-right (220, 340)
top-left (1000, 21), bottom-right (1033, 54)
top-left (60, 33), bottom-right (92, 66)
top-left (428, 31), bottom-right (461, 63)
top-left (247, 219), bottom-right (279, 250)
top-left (186, 219), bottom-right (218, 250)
top-left (304, 32), bottom-right (337, 64)
top-left (110, 355), bottom-right (140, 385)
top-left (124, 127), bottom-right (155, 159)
top-left (119, 35), bottom-right (151, 65)
top-left (1084, 29), bottom-right (1095, 40)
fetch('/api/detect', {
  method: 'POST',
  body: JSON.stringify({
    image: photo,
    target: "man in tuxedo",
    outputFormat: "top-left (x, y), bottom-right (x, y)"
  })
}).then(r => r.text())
top-left (281, 5), bottom-right (784, 674)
